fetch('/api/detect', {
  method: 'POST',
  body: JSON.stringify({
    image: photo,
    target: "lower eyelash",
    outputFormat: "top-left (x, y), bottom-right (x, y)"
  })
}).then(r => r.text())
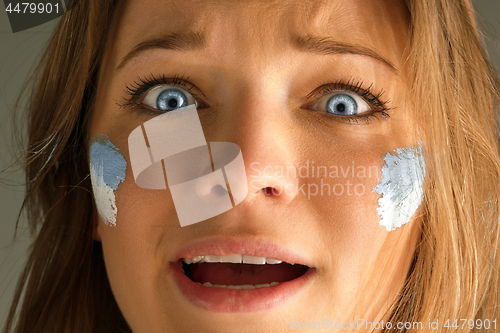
top-left (332, 110), bottom-right (391, 125)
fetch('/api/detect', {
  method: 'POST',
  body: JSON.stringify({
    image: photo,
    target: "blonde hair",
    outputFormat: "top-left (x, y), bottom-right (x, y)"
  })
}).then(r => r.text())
top-left (388, 1), bottom-right (500, 331)
top-left (2, 0), bottom-right (500, 332)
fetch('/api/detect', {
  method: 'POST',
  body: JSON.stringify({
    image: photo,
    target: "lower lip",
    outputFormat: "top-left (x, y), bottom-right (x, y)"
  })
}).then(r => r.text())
top-left (170, 262), bottom-right (316, 312)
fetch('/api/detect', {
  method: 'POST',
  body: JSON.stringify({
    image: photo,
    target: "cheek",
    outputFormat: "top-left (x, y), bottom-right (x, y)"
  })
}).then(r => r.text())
top-left (302, 148), bottom-right (384, 255)
top-left (307, 143), bottom-right (425, 280)
top-left (114, 180), bottom-right (179, 232)
top-left (90, 131), bottom-right (178, 271)
top-left (309, 143), bottom-right (425, 236)
top-left (98, 164), bottom-right (179, 326)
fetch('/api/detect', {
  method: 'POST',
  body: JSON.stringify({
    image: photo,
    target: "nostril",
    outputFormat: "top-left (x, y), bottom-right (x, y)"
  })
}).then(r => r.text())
top-left (263, 187), bottom-right (277, 196)
top-left (247, 180), bottom-right (297, 203)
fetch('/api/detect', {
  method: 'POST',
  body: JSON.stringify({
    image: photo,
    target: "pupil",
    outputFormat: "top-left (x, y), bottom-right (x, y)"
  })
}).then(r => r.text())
top-left (168, 99), bottom-right (178, 108)
top-left (336, 103), bottom-right (346, 113)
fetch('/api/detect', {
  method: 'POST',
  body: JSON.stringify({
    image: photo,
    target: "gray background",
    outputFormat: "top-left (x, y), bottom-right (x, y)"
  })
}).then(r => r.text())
top-left (0, 12), bottom-right (59, 325)
top-left (0, 0), bottom-right (499, 326)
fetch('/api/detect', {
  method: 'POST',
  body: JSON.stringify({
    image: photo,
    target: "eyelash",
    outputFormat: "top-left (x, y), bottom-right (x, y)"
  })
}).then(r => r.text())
top-left (119, 74), bottom-right (393, 124)
top-left (118, 73), bottom-right (201, 117)
top-left (307, 77), bottom-right (392, 125)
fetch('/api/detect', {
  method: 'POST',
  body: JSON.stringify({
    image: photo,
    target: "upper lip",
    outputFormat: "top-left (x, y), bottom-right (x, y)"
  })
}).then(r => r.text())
top-left (171, 237), bottom-right (314, 267)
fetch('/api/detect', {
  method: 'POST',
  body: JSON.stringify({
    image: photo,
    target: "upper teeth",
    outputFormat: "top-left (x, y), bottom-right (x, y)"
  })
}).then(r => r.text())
top-left (182, 254), bottom-right (292, 265)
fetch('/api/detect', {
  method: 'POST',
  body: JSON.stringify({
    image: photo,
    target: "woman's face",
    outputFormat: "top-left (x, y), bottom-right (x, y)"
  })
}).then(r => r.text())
top-left (91, 0), bottom-right (420, 331)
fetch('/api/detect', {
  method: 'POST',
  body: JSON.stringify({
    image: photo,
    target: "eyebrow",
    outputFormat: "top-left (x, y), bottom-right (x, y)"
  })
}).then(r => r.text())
top-left (115, 32), bottom-right (398, 74)
top-left (292, 35), bottom-right (398, 73)
top-left (115, 32), bottom-right (205, 72)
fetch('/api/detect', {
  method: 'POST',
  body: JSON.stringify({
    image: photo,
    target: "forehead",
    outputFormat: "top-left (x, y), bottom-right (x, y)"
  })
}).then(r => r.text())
top-left (108, 0), bottom-right (410, 71)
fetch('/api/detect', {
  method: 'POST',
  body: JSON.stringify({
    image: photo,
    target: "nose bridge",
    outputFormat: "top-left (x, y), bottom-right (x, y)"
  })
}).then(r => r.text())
top-left (213, 75), bottom-right (300, 203)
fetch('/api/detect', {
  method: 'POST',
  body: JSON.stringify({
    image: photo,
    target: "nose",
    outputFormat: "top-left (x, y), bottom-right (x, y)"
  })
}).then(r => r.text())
top-left (246, 161), bottom-right (299, 203)
top-left (209, 81), bottom-right (300, 205)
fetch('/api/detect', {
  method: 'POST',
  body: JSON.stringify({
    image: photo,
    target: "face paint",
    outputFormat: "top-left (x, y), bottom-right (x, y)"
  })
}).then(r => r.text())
top-left (373, 144), bottom-right (426, 231)
top-left (90, 134), bottom-right (127, 226)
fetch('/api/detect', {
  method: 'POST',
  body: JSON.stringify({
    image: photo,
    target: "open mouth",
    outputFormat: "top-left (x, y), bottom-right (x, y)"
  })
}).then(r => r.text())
top-left (172, 238), bottom-right (316, 312)
top-left (181, 254), bottom-right (310, 289)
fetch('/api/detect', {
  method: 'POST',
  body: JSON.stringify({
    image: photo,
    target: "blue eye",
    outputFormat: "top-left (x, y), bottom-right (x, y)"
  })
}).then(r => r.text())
top-left (326, 94), bottom-right (357, 115)
top-left (312, 92), bottom-right (371, 116)
top-left (142, 85), bottom-right (197, 111)
top-left (156, 88), bottom-right (187, 110)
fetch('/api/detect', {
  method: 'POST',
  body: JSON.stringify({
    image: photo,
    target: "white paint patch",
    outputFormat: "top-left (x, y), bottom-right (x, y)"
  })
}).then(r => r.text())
top-left (89, 135), bottom-right (127, 227)
top-left (373, 145), bottom-right (426, 231)
top-left (90, 163), bottom-right (118, 227)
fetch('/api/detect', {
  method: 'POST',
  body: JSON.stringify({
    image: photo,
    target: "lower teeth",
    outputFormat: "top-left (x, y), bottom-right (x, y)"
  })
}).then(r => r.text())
top-left (196, 281), bottom-right (280, 289)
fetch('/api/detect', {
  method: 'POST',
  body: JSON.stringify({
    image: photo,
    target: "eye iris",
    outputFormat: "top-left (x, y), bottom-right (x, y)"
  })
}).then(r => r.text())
top-left (156, 88), bottom-right (188, 111)
top-left (326, 94), bottom-right (357, 115)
